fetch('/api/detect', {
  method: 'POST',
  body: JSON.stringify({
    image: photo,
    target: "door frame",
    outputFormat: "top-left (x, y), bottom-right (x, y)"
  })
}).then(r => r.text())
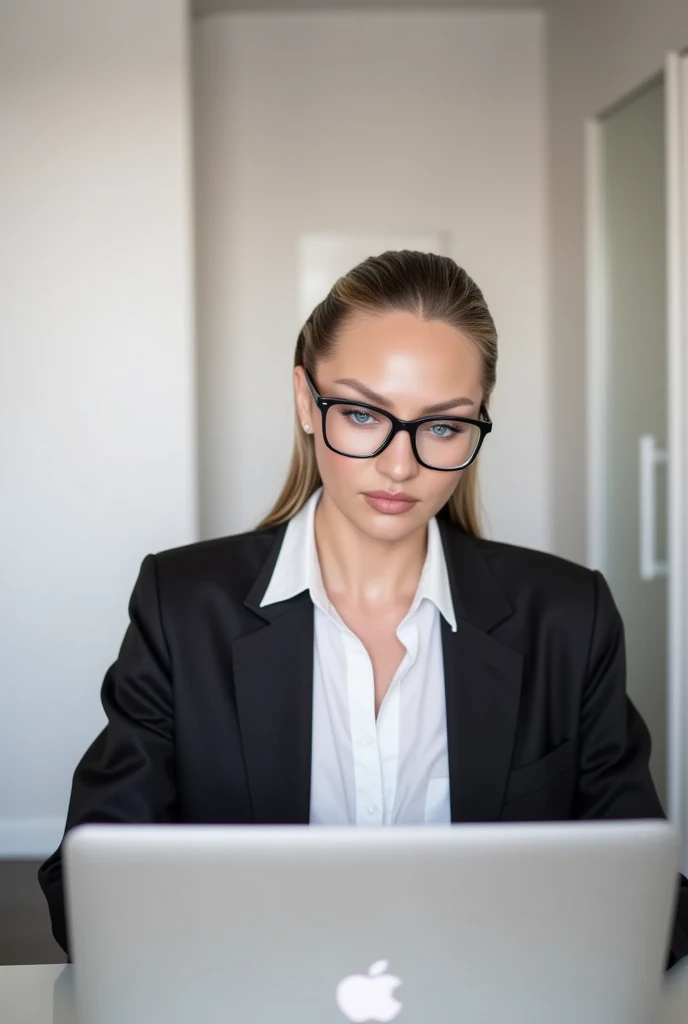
top-left (585, 56), bottom-right (688, 862)
top-left (584, 116), bottom-right (607, 575)
top-left (665, 51), bottom-right (688, 848)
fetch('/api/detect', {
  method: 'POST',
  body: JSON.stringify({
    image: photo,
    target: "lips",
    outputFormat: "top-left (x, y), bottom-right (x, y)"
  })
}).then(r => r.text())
top-left (363, 491), bottom-right (419, 515)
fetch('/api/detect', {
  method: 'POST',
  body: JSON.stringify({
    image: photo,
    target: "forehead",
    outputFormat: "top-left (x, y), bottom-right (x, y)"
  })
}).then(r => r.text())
top-left (320, 310), bottom-right (483, 392)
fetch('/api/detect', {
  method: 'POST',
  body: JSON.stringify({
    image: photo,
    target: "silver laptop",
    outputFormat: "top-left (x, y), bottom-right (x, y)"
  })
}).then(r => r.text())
top-left (64, 820), bottom-right (680, 1024)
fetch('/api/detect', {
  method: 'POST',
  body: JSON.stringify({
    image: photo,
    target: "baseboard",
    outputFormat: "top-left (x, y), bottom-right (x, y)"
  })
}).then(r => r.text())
top-left (0, 818), bottom-right (64, 859)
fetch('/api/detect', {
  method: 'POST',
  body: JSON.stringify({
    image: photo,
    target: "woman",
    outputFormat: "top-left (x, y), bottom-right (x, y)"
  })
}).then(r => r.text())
top-left (40, 250), bottom-right (687, 962)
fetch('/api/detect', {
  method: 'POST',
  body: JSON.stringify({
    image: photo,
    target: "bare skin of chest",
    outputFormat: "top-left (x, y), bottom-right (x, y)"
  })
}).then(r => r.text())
top-left (332, 599), bottom-right (410, 716)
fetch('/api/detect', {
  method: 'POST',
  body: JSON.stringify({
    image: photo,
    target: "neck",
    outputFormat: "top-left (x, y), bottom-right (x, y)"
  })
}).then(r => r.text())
top-left (314, 490), bottom-right (428, 607)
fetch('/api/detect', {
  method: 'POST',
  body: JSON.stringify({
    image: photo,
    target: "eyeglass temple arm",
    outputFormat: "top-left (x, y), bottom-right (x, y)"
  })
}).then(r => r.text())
top-left (303, 369), bottom-right (321, 403)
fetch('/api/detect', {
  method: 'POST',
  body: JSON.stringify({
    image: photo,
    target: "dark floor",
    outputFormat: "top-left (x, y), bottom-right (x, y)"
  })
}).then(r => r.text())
top-left (0, 861), bottom-right (67, 965)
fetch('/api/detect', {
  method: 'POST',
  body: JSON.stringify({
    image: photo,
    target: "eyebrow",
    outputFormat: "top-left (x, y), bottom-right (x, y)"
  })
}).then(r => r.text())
top-left (333, 378), bottom-right (477, 416)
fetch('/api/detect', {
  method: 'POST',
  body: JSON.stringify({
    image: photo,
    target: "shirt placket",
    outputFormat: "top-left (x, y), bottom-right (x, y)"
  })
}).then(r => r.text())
top-left (378, 620), bottom-right (419, 823)
top-left (343, 631), bottom-right (384, 825)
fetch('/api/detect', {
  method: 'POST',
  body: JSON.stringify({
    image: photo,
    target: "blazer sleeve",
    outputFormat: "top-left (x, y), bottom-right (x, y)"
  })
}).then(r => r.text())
top-left (38, 554), bottom-right (177, 955)
top-left (576, 570), bottom-right (688, 966)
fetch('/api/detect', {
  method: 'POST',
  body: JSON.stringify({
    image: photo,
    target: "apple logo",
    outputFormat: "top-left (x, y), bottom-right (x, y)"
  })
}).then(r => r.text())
top-left (335, 959), bottom-right (403, 1022)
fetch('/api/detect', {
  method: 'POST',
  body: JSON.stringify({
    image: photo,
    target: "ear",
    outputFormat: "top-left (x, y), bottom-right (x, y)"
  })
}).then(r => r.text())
top-left (294, 366), bottom-right (314, 434)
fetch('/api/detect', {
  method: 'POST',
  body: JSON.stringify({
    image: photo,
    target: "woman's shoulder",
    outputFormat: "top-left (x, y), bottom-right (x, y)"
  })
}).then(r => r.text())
top-left (472, 534), bottom-right (594, 585)
top-left (441, 518), bottom-right (594, 584)
top-left (154, 523), bottom-right (282, 560)
top-left (475, 533), bottom-right (618, 639)
top-left (440, 520), bottom-right (608, 626)
top-left (147, 524), bottom-right (285, 598)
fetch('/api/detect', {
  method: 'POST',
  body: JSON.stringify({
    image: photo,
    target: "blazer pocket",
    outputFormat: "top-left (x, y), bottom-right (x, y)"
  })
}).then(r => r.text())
top-left (503, 739), bottom-right (574, 804)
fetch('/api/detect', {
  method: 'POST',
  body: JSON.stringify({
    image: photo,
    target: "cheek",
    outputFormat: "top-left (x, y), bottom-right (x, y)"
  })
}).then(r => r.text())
top-left (433, 468), bottom-right (462, 497)
top-left (424, 469), bottom-right (462, 505)
top-left (313, 437), bottom-right (361, 488)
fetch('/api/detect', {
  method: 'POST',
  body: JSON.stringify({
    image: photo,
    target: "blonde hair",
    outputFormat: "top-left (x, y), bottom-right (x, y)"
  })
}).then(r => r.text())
top-left (259, 250), bottom-right (497, 535)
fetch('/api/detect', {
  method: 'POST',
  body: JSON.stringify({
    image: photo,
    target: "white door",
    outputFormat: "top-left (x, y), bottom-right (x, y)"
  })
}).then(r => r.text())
top-left (593, 77), bottom-right (668, 803)
top-left (587, 53), bottom-right (688, 866)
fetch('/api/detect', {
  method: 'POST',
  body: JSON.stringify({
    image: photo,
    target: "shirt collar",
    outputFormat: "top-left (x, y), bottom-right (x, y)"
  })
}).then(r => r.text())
top-left (260, 486), bottom-right (457, 632)
top-left (417, 507), bottom-right (458, 631)
top-left (259, 488), bottom-right (328, 612)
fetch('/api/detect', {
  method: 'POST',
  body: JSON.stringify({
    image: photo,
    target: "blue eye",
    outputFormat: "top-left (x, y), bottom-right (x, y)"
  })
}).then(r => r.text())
top-left (340, 408), bottom-right (378, 426)
top-left (423, 422), bottom-right (463, 439)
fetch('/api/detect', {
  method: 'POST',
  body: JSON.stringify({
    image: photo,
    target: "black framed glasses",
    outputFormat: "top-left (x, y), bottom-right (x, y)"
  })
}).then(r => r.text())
top-left (304, 371), bottom-right (492, 472)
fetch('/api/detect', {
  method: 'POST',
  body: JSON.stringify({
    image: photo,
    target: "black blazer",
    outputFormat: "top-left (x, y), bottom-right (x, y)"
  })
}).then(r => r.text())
top-left (39, 520), bottom-right (688, 962)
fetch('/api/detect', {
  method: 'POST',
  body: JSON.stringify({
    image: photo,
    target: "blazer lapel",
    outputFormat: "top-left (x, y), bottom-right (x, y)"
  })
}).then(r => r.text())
top-left (439, 522), bottom-right (524, 822)
top-left (232, 529), bottom-right (314, 825)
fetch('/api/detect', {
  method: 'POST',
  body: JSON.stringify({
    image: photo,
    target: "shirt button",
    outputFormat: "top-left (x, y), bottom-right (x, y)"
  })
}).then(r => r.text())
top-left (357, 734), bottom-right (373, 749)
top-left (367, 805), bottom-right (378, 816)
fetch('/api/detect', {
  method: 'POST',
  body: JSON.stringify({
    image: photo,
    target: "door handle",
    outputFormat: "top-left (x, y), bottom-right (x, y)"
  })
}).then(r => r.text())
top-left (639, 434), bottom-right (668, 581)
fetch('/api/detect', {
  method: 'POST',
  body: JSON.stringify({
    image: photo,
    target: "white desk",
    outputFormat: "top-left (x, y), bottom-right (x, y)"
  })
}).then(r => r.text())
top-left (2, 960), bottom-right (688, 1023)
top-left (0, 965), bottom-right (72, 1024)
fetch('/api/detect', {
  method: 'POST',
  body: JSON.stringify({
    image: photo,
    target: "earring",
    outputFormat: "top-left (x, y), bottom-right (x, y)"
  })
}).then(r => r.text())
top-left (303, 423), bottom-right (311, 433)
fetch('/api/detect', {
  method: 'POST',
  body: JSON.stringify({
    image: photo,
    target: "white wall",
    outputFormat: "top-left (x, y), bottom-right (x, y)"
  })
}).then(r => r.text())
top-left (193, 10), bottom-right (549, 547)
top-left (0, 0), bottom-right (197, 856)
top-left (547, 0), bottom-right (688, 563)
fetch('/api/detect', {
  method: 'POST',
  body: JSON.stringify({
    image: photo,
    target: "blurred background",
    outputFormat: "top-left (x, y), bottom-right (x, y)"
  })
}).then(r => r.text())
top-left (2, 0), bottom-right (688, 962)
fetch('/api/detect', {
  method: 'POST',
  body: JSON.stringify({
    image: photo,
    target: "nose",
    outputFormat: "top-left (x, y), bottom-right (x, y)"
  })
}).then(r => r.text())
top-left (374, 428), bottom-right (420, 483)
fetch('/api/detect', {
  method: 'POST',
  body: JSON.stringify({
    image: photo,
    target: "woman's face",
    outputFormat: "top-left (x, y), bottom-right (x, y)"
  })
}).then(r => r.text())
top-left (294, 310), bottom-right (485, 542)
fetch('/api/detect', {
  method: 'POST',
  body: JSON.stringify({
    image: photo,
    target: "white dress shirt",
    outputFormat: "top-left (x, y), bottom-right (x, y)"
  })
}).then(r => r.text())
top-left (260, 488), bottom-right (457, 826)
